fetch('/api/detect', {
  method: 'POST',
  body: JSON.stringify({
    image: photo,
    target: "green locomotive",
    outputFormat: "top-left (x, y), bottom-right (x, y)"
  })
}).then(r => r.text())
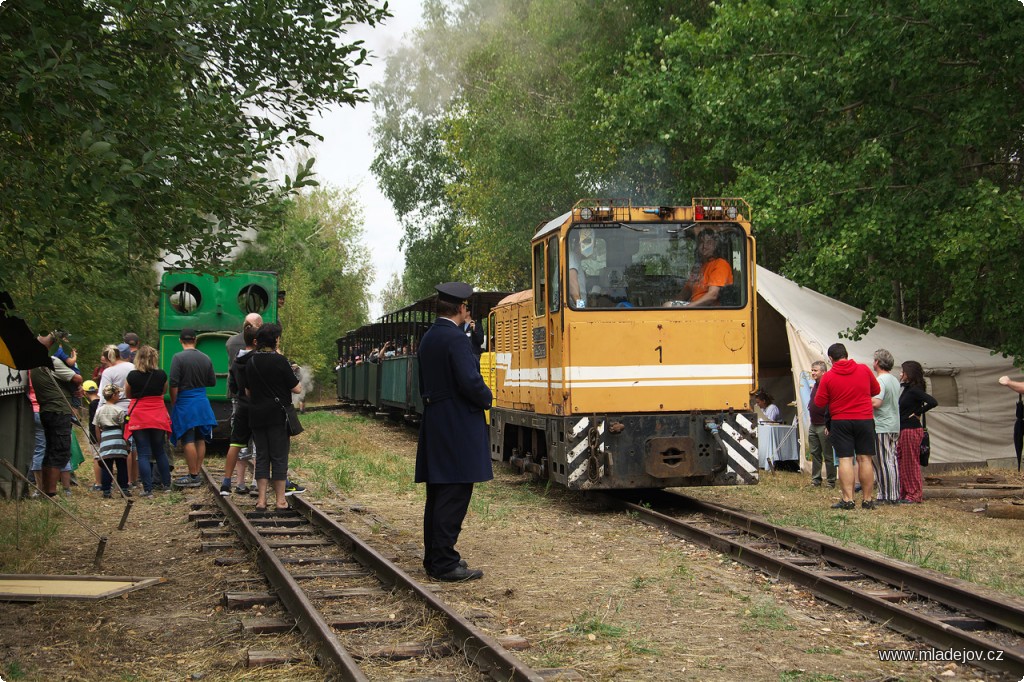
top-left (158, 269), bottom-right (279, 438)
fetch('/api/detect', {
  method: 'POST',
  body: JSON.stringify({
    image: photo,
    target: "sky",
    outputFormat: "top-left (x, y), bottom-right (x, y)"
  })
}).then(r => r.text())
top-left (308, 0), bottom-right (425, 320)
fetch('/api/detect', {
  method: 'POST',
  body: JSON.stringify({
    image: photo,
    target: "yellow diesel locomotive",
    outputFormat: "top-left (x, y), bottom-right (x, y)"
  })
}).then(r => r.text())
top-left (487, 199), bottom-right (760, 489)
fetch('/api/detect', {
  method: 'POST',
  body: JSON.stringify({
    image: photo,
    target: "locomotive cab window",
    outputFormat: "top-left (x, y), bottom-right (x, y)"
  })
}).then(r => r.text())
top-left (533, 242), bottom-right (546, 316)
top-left (566, 223), bottom-right (747, 309)
top-left (547, 235), bottom-right (560, 313)
top-left (238, 284), bottom-right (270, 314)
top-left (169, 283), bottom-right (201, 314)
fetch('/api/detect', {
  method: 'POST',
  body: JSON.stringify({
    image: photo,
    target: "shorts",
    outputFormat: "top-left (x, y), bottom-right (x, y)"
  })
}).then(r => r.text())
top-left (829, 419), bottom-right (876, 458)
top-left (230, 402), bottom-right (253, 448)
top-left (179, 427), bottom-right (204, 445)
top-left (39, 411), bottom-right (73, 469)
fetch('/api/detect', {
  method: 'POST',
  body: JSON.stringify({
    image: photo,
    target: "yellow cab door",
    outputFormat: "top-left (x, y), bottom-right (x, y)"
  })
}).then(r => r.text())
top-left (544, 234), bottom-right (565, 415)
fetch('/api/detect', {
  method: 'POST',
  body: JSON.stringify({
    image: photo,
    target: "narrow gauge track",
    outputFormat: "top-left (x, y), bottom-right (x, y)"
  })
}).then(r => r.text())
top-left (607, 489), bottom-right (1024, 677)
top-left (194, 466), bottom-right (549, 681)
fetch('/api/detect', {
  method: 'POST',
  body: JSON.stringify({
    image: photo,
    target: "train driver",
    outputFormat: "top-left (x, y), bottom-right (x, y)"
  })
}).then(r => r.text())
top-left (569, 228), bottom-right (594, 308)
top-left (668, 228), bottom-right (733, 307)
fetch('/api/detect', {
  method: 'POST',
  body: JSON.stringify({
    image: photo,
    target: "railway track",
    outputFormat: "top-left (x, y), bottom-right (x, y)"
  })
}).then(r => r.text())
top-left (607, 489), bottom-right (1024, 677)
top-left (191, 466), bottom-right (563, 681)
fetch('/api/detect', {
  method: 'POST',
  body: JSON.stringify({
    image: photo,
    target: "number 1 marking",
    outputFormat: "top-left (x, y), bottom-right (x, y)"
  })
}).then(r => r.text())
top-left (655, 345), bottom-right (663, 363)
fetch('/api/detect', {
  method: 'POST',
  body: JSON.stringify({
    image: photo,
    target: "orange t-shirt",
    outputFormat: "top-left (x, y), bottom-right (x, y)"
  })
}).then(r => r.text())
top-left (690, 258), bottom-right (733, 301)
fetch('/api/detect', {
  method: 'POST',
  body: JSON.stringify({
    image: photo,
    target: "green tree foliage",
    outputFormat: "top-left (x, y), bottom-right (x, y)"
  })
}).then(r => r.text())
top-left (378, 0), bottom-right (1024, 362)
top-left (0, 0), bottom-right (388, 354)
top-left (372, 0), bottom-right (675, 292)
top-left (370, 0), bottom-right (469, 297)
top-left (599, 0), bottom-right (1024, 359)
top-left (232, 186), bottom-right (374, 382)
top-left (378, 271), bottom-right (413, 314)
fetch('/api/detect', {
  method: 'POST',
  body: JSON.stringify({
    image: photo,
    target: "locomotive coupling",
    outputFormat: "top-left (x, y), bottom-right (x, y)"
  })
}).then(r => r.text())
top-left (704, 418), bottom-right (728, 475)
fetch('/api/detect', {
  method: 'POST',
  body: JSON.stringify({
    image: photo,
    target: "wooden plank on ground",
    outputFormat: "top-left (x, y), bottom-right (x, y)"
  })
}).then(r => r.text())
top-left (242, 614), bottom-right (398, 633)
top-left (984, 502), bottom-right (1024, 519)
top-left (266, 539), bottom-right (334, 548)
top-left (924, 488), bottom-right (1023, 499)
top-left (226, 569), bottom-right (367, 585)
top-left (355, 635), bottom-right (528, 660)
top-left (256, 528), bottom-right (315, 537)
top-left (223, 587), bottom-right (384, 608)
top-left (861, 589), bottom-right (913, 603)
top-left (538, 669), bottom-right (585, 680)
top-left (251, 519), bottom-right (307, 528)
top-left (0, 575), bottom-right (166, 602)
top-left (815, 570), bottom-right (862, 581)
top-left (246, 649), bottom-right (303, 667)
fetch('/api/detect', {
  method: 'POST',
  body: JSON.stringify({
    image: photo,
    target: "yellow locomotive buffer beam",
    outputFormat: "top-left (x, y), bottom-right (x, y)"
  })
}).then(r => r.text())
top-left (490, 199), bottom-right (760, 490)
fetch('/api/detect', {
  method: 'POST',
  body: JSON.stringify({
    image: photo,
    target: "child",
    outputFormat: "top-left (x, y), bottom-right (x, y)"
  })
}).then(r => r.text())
top-left (92, 384), bottom-right (130, 498)
top-left (82, 380), bottom-right (103, 491)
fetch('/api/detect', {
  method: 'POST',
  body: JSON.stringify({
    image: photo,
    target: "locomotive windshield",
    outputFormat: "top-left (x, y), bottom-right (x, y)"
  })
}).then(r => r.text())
top-left (566, 222), bottom-right (747, 309)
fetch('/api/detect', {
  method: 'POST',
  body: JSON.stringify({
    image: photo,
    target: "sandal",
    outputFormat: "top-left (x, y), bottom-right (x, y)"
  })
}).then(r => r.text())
top-left (254, 504), bottom-right (268, 512)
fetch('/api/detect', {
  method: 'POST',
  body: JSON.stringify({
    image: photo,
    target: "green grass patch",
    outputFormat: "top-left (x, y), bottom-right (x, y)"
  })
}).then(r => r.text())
top-left (804, 646), bottom-right (842, 655)
top-left (0, 502), bottom-right (62, 572)
top-left (623, 637), bottom-right (659, 655)
top-left (4, 659), bottom-right (27, 680)
top-left (629, 576), bottom-right (653, 590)
top-left (568, 610), bottom-right (626, 638)
top-left (780, 672), bottom-right (840, 682)
top-left (742, 598), bottom-right (795, 631)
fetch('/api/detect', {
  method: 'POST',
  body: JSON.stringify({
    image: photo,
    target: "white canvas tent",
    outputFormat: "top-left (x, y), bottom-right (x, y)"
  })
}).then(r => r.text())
top-left (754, 266), bottom-right (1020, 469)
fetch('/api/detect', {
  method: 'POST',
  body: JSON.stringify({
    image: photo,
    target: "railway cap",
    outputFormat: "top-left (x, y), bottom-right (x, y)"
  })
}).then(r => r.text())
top-left (435, 282), bottom-right (473, 306)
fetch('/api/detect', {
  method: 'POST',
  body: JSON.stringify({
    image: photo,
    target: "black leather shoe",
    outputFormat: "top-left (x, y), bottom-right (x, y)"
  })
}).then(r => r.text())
top-left (431, 566), bottom-right (483, 582)
top-left (458, 559), bottom-right (468, 568)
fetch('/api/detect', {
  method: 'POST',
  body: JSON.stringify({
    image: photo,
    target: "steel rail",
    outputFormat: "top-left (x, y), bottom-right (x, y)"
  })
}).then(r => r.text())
top-left (606, 493), bottom-right (1024, 676)
top-left (289, 493), bottom-right (546, 682)
top-left (667, 491), bottom-right (1024, 637)
top-left (200, 468), bottom-right (369, 681)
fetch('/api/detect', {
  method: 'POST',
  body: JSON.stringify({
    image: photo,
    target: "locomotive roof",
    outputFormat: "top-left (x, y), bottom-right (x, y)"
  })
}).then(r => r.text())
top-left (497, 290), bottom-right (532, 306)
top-left (532, 211), bottom-right (572, 241)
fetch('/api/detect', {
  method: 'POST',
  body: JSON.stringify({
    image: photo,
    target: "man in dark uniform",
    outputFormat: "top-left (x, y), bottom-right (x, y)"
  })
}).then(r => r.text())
top-left (416, 282), bottom-right (493, 581)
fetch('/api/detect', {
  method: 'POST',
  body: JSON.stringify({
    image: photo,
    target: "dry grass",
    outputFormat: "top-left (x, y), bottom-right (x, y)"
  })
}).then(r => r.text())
top-left (2, 409), bottom-right (1017, 681)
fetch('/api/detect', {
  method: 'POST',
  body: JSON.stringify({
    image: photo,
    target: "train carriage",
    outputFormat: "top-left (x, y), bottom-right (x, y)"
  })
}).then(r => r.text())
top-left (158, 269), bottom-right (279, 439)
top-left (336, 292), bottom-right (508, 421)
top-left (488, 199), bottom-right (761, 489)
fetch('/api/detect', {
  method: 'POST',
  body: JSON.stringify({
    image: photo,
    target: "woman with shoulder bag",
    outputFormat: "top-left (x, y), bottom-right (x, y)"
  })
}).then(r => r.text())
top-left (896, 360), bottom-right (938, 504)
top-left (245, 323), bottom-right (301, 512)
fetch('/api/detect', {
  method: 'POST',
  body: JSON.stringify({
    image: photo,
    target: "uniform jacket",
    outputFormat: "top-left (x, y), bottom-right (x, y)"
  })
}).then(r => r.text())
top-left (415, 317), bottom-right (493, 484)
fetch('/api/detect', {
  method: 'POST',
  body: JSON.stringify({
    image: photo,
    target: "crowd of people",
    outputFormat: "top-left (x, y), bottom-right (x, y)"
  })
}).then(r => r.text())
top-left (805, 344), bottom-right (939, 509)
top-left (25, 321), bottom-right (306, 508)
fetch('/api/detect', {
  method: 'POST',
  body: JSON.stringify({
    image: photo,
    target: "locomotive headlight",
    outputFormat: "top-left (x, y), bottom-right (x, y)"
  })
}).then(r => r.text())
top-left (726, 206), bottom-right (738, 220)
top-left (579, 207), bottom-right (593, 221)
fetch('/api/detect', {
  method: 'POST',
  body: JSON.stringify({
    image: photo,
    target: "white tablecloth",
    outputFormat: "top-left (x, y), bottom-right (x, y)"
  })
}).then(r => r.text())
top-left (757, 424), bottom-right (800, 469)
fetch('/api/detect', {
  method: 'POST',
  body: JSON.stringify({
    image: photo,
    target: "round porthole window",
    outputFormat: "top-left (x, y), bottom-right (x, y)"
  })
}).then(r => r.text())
top-left (238, 284), bottom-right (269, 314)
top-left (170, 283), bottom-right (201, 314)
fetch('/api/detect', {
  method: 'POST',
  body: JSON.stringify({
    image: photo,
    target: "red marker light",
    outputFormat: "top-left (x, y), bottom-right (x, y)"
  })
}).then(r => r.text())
top-left (695, 205), bottom-right (705, 220)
